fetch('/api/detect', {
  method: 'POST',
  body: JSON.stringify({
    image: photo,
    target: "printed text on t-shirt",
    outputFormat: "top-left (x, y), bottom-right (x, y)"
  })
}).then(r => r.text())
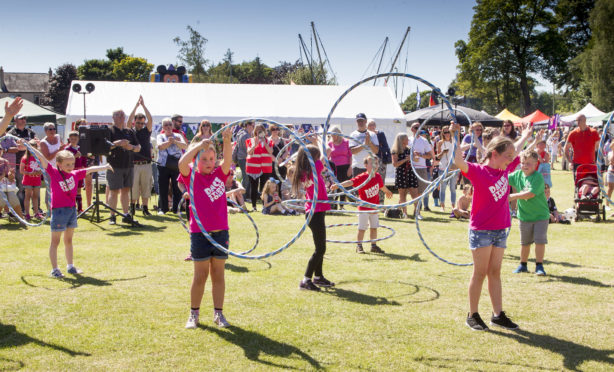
top-left (489, 175), bottom-right (509, 202)
top-left (204, 178), bottom-right (226, 202)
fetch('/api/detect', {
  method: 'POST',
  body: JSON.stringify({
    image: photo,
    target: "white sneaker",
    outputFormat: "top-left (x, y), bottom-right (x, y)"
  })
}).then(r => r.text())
top-left (157, 210), bottom-right (166, 215)
top-left (213, 312), bottom-right (230, 327)
top-left (185, 313), bottom-right (199, 329)
top-left (416, 214), bottom-right (424, 220)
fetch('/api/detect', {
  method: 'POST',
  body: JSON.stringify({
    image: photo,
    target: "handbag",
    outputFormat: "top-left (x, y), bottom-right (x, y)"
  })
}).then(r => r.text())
top-left (385, 208), bottom-right (403, 219)
top-left (165, 152), bottom-right (180, 172)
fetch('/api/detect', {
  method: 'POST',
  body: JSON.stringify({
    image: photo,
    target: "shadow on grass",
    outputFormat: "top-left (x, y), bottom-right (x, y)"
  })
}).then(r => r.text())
top-left (544, 274), bottom-right (612, 288)
top-left (322, 280), bottom-right (440, 305)
top-left (414, 356), bottom-right (560, 371)
top-left (491, 329), bottom-right (614, 371)
top-left (21, 274), bottom-right (146, 290)
top-left (203, 325), bottom-right (322, 370)
top-left (225, 260), bottom-right (272, 273)
top-left (363, 252), bottom-right (426, 262)
top-left (0, 322), bottom-right (90, 360)
top-left (504, 254), bottom-right (583, 268)
top-left (0, 222), bottom-right (28, 230)
top-left (0, 357), bottom-right (24, 371)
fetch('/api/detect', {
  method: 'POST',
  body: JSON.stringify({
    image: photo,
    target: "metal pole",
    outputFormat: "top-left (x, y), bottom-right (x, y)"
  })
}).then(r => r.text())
top-left (384, 26), bottom-right (410, 85)
top-left (373, 37), bottom-right (389, 86)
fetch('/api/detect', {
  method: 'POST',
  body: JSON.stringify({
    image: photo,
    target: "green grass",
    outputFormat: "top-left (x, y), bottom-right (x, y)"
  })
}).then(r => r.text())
top-left (1, 169), bottom-right (613, 371)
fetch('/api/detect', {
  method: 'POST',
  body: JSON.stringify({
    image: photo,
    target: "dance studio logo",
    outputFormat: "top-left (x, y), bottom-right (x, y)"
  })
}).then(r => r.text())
top-left (488, 175), bottom-right (509, 202)
top-left (364, 184), bottom-right (379, 199)
top-left (59, 177), bottom-right (76, 192)
top-left (204, 178), bottom-right (226, 202)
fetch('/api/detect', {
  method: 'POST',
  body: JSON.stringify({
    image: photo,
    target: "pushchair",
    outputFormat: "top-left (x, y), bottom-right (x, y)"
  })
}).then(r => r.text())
top-left (574, 164), bottom-right (606, 222)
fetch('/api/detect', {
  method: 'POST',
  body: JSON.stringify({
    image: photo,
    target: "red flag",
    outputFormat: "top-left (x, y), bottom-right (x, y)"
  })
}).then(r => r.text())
top-left (429, 92), bottom-right (437, 106)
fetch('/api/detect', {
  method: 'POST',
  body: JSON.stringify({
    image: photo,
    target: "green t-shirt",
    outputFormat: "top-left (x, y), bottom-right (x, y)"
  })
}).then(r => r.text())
top-left (509, 170), bottom-right (550, 222)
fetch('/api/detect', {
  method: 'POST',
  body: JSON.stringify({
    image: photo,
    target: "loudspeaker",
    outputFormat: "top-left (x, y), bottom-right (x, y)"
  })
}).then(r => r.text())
top-left (78, 126), bottom-right (111, 156)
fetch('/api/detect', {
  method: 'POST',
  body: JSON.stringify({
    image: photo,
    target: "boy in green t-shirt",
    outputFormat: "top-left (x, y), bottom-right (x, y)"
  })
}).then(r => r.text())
top-left (509, 150), bottom-right (551, 276)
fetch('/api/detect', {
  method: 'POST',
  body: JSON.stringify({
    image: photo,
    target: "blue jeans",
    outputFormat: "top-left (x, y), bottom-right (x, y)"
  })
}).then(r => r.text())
top-left (439, 171), bottom-right (457, 206)
top-left (152, 163), bottom-right (159, 195)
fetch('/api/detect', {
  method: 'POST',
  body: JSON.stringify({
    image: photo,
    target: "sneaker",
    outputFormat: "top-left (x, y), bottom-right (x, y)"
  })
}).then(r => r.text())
top-left (34, 212), bottom-right (45, 219)
top-left (142, 207), bottom-right (152, 216)
top-left (25, 214), bottom-right (31, 222)
top-left (313, 276), bottom-right (335, 287)
top-left (511, 210), bottom-right (517, 218)
top-left (513, 264), bottom-right (529, 274)
top-left (356, 245), bottom-right (365, 254)
top-left (50, 268), bottom-right (64, 279)
top-left (67, 266), bottom-right (83, 275)
top-left (184, 254), bottom-right (193, 261)
top-left (370, 245), bottom-right (386, 254)
top-left (185, 313), bottom-right (199, 329)
top-left (109, 215), bottom-right (117, 225)
top-left (491, 311), bottom-right (518, 330)
top-left (157, 210), bottom-right (166, 215)
top-left (213, 312), bottom-right (230, 327)
top-left (466, 312), bottom-right (489, 331)
top-left (299, 279), bottom-right (321, 291)
top-left (424, 207), bottom-right (432, 212)
top-left (449, 212), bottom-right (456, 218)
top-left (535, 264), bottom-right (546, 276)
top-left (123, 215), bottom-right (142, 226)
top-left (416, 214), bottom-right (424, 220)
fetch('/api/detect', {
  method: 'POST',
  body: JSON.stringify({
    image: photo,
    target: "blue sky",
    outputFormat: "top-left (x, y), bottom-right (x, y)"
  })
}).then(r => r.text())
top-left (2, 0), bottom-right (517, 102)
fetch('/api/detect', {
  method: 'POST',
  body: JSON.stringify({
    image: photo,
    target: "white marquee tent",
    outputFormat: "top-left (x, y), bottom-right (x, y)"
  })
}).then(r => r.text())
top-left (560, 103), bottom-right (605, 126)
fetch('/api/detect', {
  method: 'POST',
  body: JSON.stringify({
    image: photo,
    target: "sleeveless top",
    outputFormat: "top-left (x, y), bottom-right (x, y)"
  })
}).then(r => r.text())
top-left (41, 136), bottom-right (61, 167)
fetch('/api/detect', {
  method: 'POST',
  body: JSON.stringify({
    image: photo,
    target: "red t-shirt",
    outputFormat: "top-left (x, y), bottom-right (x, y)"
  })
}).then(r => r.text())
top-left (567, 127), bottom-right (600, 164)
top-left (351, 172), bottom-right (383, 211)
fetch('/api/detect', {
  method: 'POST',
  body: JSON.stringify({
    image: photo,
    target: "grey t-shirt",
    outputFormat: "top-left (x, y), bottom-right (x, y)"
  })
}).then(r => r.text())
top-left (349, 129), bottom-right (379, 168)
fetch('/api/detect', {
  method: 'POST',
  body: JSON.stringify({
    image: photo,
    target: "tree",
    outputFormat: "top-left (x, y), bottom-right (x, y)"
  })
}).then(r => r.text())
top-left (455, 0), bottom-right (557, 115)
top-left (271, 60), bottom-right (303, 84)
top-left (112, 57), bottom-right (154, 81)
top-left (574, 0), bottom-right (614, 109)
top-left (42, 64), bottom-right (78, 114)
top-left (77, 59), bottom-right (112, 81)
top-left (174, 25), bottom-right (208, 80)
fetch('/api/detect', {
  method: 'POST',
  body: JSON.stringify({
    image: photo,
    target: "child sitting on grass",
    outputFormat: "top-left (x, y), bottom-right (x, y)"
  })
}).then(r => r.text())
top-left (261, 178), bottom-right (297, 215)
top-left (452, 185), bottom-right (473, 219)
top-left (509, 150), bottom-right (551, 276)
top-left (544, 184), bottom-right (570, 224)
top-left (331, 156), bottom-right (393, 254)
top-left (26, 142), bottom-right (112, 278)
top-left (0, 147), bottom-right (25, 221)
top-left (225, 169), bottom-right (246, 213)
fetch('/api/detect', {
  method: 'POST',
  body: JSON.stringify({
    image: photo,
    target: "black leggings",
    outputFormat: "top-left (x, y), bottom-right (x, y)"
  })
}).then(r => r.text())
top-left (249, 174), bottom-right (270, 209)
top-left (333, 163), bottom-right (351, 203)
top-left (304, 211), bottom-right (327, 278)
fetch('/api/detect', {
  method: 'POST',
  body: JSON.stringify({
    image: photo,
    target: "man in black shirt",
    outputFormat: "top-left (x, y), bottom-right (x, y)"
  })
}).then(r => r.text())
top-left (127, 96), bottom-right (153, 216)
top-left (108, 109), bottom-right (141, 225)
top-left (8, 114), bottom-right (37, 206)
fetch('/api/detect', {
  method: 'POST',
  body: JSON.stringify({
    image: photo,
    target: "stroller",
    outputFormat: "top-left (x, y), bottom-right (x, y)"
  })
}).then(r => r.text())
top-left (574, 164), bottom-right (606, 222)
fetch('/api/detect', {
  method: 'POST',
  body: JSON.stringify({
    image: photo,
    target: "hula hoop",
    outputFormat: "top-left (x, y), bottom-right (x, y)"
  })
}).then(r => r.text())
top-left (596, 112), bottom-right (614, 205)
top-left (325, 222), bottom-right (395, 244)
top-left (0, 134), bottom-right (50, 227)
top-left (188, 118), bottom-right (319, 260)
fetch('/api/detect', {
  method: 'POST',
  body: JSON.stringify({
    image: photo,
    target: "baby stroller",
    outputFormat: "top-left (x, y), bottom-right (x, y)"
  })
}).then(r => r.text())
top-left (574, 164), bottom-right (606, 222)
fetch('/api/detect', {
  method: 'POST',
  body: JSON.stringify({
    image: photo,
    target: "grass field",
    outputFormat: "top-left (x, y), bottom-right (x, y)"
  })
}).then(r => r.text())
top-left (1, 169), bottom-right (613, 371)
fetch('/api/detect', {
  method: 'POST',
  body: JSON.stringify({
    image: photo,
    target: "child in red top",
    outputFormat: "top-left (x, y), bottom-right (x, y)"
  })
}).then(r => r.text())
top-left (65, 131), bottom-right (88, 212)
top-left (179, 127), bottom-right (233, 329)
top-left (19, 140), bottom-right (43, 220)
top-left (25, 142), bottom-right (111, 278)
top-left (331, 156), bottom-right (392, 253)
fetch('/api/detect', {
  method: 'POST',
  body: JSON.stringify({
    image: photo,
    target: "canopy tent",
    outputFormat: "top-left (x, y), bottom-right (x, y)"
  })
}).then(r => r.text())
top-left (560, 103), bottom-right (605, 124)
top-left (404, 104), bottom-right (503, 127)
top-left (495, 108), bottom-right (522, 123)
top-left (0, 97), bottom-right (65, 124)
top-left (519, 109), bottom-right (550, 125)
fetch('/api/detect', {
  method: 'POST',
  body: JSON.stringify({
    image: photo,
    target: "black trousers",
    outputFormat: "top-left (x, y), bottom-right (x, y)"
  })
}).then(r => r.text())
top-left (332, 163), bottom-right (350, 203)
top-left (249, 173), bottom-right (270, 209)
top-left (304, 211), bottom-right (327, 278)
top-left (157, 165), bottom-right (181, 213)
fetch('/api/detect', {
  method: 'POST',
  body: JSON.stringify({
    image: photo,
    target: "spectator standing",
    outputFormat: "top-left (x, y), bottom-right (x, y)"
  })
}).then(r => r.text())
top-left (269, 124), bottom-right (288, 195)
top-left (0, 98), bottom-right (23, 136)
top-left (156, 118), bottom-right (187, 215)
top-left (245, 124), bottom-right (274, 211)
top-left (563, 114), bottom-right (601, 179)
top-left (8, 113), bottom-right (36, 206)
top-left (235, 121), bottom-right (254, 200)
top-left (327, 125), bottom-right (352, 207)
top-left (171, 114), bottom-right (189, 143)
top-left (127, 96), bottom-right (153, 217)
top-left (349, 113), bottom-right (379, 177)
top-left (107, 110), bottom-right (141, 225)
top-left (410, 123), bottom-right (434, 217)
top-left (436, 127), bottom-right (457, 212)
top-left (368, 120), bottom-right (391, 204)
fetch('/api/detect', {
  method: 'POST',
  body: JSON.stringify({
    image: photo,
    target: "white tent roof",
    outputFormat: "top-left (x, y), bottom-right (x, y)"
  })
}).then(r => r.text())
top-left (560, 103), bottom-right (605, 124)
top-left (65, 81), bottom-right (405, 126)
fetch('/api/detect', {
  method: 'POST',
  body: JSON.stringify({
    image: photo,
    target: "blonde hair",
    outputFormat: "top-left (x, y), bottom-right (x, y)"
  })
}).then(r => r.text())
top-left (391, 133), bottom-right (409, 155)
top-left (520, 149), bottom-right (539, 162)
top-left (262, 179), bottom-right (277, 195)
top-left (481, 136), bottom-right (514, 163)
top-left (68, 130), bottom-right (79, 138)
top-left (56, 150), bottom-right (75, 164)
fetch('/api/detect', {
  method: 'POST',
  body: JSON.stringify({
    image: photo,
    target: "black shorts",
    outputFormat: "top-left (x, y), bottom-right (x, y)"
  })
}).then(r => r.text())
top-left (190, 230), bottom-right (229, 261)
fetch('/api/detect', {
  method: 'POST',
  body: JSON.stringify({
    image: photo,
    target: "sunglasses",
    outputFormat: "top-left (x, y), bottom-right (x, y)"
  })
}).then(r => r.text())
top-left (270, 128), bottom-right (279, 131)
top-left (163, 124), bottom-right (172, 127)
top-left (174, 120), bottom-right (183, 124)
top-left (202, 124), bottom-right (211, 127)
top-left (443, 131), bottom-right (450, 134)
top-left (46, 128), bottom-right (56, 131)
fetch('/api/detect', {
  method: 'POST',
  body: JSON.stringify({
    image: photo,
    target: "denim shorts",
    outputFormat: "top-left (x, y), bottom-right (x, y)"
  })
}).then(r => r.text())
top-left (190, 230), bottom-right (229, 261)
top-left (51, 207), bottom-right (78, 232)
top-left (468, 229), bottom-right (508, 250)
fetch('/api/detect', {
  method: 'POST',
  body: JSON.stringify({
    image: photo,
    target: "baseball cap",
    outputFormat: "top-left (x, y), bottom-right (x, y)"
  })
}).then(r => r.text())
top-left (356, 113), bottom-right (367, 120)
top-left (15, 114), bottom-right (26, 120)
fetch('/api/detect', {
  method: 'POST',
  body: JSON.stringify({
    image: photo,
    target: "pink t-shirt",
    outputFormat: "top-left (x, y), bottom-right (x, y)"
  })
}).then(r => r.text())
top-left (46, 163), bottom-right (87, 209)
top-left (304, 160), bottom-right (332, 214)
top-left (462, 157), bottom-right (520, 231)
top-left (328, 139), bottom-right (352, 166)
top-left (179, 166), bottom-right (229, 233)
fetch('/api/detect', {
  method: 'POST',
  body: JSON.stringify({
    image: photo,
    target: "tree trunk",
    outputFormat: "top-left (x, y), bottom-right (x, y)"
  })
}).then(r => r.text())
top-left (519, 72), bottom-right (532, 115)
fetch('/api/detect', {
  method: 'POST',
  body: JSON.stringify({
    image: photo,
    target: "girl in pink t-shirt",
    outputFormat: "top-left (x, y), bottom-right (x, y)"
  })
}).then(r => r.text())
top-left (450, 122), bottom-right (532, 331)
top-left (25, 143), bottom-right (112, 279)
top-left (291, 144), bottom-right (334, 291)
top-left (179, 127), bottom-right (233, 329)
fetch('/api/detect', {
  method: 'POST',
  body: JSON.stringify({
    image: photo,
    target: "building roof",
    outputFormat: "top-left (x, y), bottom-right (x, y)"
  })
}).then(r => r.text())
top-left (1, 68), bottom-right (50, 93)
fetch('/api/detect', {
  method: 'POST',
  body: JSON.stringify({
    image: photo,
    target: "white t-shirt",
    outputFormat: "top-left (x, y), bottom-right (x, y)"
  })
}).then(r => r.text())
top-left (349, 129), bottom-right (379, 168)
top-left (438, 140), bottom-right (453, 170)
top-left (410, 135), bottom-right (432, 169)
